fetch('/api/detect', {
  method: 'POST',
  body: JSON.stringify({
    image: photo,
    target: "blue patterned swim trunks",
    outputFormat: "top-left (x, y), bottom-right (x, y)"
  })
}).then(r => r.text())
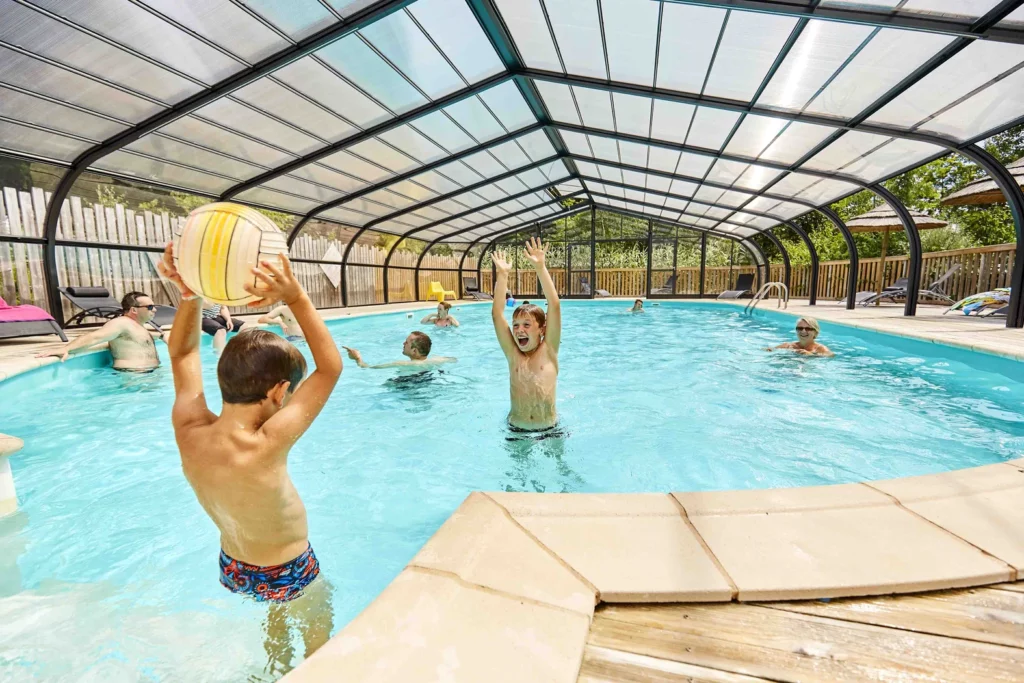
top-left (219, 544), bottom-right (320, 603)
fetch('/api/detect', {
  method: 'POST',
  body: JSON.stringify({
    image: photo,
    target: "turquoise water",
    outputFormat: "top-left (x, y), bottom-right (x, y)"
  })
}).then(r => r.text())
top-left (1, 301), bottom-right (1023, 681)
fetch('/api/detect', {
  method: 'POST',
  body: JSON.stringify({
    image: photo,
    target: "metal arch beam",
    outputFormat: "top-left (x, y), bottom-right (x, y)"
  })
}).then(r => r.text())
top-left (741, 236), bottom-right (769, 292)
top-left (817, 204), bottom-right (859, 310)
top-left (951, 144), bottom-right (1024, 328)
top-left (777, 220), bottom-right (819, 305)
top-left (869, 183), bottom-right (923, 317)
top-left (658, 0), bottom-right (1024, 44)
top-left (284, 121), bottom-right (546, 246)
top-left (762, 229), bottom-right (792, 292)
top-left (40, 0), bottom-right (418, 325)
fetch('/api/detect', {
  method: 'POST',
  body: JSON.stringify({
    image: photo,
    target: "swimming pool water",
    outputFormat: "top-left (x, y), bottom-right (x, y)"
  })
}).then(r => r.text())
top-left (2, 301), bottom-right (1023, 681)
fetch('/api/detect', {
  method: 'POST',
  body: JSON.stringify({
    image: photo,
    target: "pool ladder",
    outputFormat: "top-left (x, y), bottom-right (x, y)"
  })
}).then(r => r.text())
top-left (745, 282), bottom-right (789, 314)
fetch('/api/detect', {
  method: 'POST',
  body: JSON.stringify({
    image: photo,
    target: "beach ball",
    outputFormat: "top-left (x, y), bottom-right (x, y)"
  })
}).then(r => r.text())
top-left (173, 203), bottom-right (288, 306)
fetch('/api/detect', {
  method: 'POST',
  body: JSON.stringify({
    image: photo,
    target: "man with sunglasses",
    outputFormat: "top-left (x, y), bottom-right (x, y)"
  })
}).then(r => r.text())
top-left (37, 291), bottom-right (164, 371)
top-left (766, 316), bottom-right (834, 357)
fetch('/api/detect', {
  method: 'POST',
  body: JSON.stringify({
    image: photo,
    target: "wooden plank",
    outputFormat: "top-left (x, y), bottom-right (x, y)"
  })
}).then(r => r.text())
top-left (22, 191), bottom-right (47, 307)
top-left (0, 191), bottom-right (14, 303)
top-left (577, 645), bottom-right (772, 683)
top-left (7, 190), bottom-right (31, 306)
top-left (590, 602), bottom-right (1024, 682)
top-left (760, 585), bottom-right (1024, 649)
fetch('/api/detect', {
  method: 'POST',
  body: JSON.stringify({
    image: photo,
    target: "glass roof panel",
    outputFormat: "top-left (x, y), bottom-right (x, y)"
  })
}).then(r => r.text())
top-left (273, 57), bottom-right (391, 130)
top-left (804, 131), bottom-right (891, 172)
top-left (516, 129), bottom-right (558, 161)
top-left (316, 36), bottom-right (427, 114)
top-left (866, 41), bottom-right (1024, 131)
top-left (794, 177), bottom-right (860, 204)
top-left (544, 0), bottom-right (607, 80)
top-left (535, 81), bottom-right (582, 125)
top-left (0, 45), bottom-right (160, 122)
top-left (344, 138), bottom-right (418, 175)
top-left (756, 20), bottom-right (874, 112)
top-left (93, 151), bottom-right (236, 194)
top-left (724, 115), bottom-right (789, 159)
top-left (377, 125), bottom-right (447, 164)
top-left (0, 86), bottom-right (125, 141)
top-left (320, 206), bottom-right (373, 226)
top-left (359, 10), bottom-right (466, 99)
top-left (232, 79), bottom-right (357, 143)
top-left (242, 0), bottom-right (337, 41)
top-left (0, 119), bottom-right (91, 162)
top-left (443, 96), bottom-right (507, 142)
top-left (735, 164), bottom-right (785, 191)
top-left (487, 140), bottom-right (532, 170)
top-left (768, 171), bottom-right (819, 198)
top-left (650, 100), bottom-right (697, 145)
top-left (0, 0), bottom-right (198, 104)
top-left (408, 0), bottom-right (505, 84)
top-left (617, 140), bottom-right (648, 167)
top-left (805, 29), bottom-right (954, 119)
top-left (320, 149), bottom-right (394, 183)
top-left (647, 146), bottom-right (681, 174)
top-left (263, 176), bottom-right (344, 204)
top-left (288, 164), bottom-right (368, 195)
top-left (124, 135), bottom-right (261, 180)
top-left (743, 196), bottom-right (782, 214)
top-left (493, 0), bottom-right (562, 72)
top-left (685, 108), bottom-right (741, 151)
top-left (477, 81), bottom-right (538, 132)
top-left (408, 111), bottom-right (476, 153)
top-left (655, 3), bottom-right (725, 93)
top-left (703, 11), bottom-right (799, 101)
top-left (919, 67), bottom-right (1024, 140)
top-left (601, 0), bottom-right (659, 86)
top-left (612, 93), bottom-right (653, 138)
top-left (758, 121), bottom-right (836, 164)
top-left (572, 86), bottom-right (615, 131)
top-left (839, 138), bottom-right (943, 181)
top-left (193, 98), bottom-right (324, 156)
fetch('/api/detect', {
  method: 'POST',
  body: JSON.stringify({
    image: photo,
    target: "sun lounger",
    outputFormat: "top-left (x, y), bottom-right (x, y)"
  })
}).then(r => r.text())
top-left (461, 276), bottom-right (492, 300)
top-left (578, 276), bottom-right (610, 297)
top-left (651, 274), bottom-right (678, 295)
top-left (59, 286), bottom-right (123, 326)
top-left (839, 291), bottom-right (882, 305)
top-left (0, 296), bottom-right (67, 342)
top-left (858, 264), bottom-right (960, 306)
top-left (717, 273), bottom-right (755, 299)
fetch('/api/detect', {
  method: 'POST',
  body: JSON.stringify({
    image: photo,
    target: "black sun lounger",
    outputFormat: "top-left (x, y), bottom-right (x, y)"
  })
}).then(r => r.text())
top-left (717, 273), bottom-right (755, 299)
top-left (462, 276), bottom-right (493, 300)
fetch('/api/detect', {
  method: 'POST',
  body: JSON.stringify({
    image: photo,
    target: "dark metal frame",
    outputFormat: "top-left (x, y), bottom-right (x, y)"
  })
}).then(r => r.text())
top-left (17, 0), bottom-right (1022, 328)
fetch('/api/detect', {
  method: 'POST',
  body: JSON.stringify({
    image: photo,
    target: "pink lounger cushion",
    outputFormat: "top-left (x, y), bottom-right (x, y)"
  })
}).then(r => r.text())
top-left (0, 297), bottom-right (56, 323)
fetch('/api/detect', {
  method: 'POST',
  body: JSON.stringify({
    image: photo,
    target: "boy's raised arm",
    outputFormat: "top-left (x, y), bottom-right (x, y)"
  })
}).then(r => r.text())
top-left (524, 237), bottom-right (561, 353)
top-left (490, 250), bottom-right (518, 359)
top-left (254, 256), bottom-right (342, 444)
top-left (157, 244), bottom-right (213, 428)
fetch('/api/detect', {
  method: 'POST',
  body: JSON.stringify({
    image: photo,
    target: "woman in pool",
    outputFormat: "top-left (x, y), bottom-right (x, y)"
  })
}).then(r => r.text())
top-left (766, 316), bottom-right (834, 357)
top-left (421, 301), bottom-right (459, 327)
top-left (491, 237), bottom-right (561, 431)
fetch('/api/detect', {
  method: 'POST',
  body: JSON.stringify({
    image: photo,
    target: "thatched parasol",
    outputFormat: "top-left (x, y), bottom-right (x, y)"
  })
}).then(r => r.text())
top-left (845, 205), bottom-right (948, 299)
top-left (940, 156), bottom-right (1024, 206)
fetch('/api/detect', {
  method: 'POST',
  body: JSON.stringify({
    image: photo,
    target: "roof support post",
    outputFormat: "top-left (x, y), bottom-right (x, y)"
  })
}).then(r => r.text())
top-left (869, 184), bottom-right (922, 316)
top-left (952, 145), bottom-right (1024, 328)
top-left (699, 232), bottom-right (707, 298)
top-left (782, 220), bottom-right (818, 305)
top-left (744, 238), bottom-right (769, 291)
top-left (763, 229), bottom-right (792, 291)
top-left (817, 206), bottom-right (859, 309)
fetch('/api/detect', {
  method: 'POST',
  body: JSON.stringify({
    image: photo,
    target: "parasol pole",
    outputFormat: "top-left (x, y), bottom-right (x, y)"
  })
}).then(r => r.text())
top-left (875, 228), bottom-right (889, 307)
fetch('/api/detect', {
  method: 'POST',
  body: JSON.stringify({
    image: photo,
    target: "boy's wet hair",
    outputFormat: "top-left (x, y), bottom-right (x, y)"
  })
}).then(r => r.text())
top-left (513, 303), bottom-right (546, 327)
top-left (634, 299), bottom-right (643, 305)
top-left (439, 301), bottom-right (452, 311)
top-left (218, 329), bottom-right (307, 404)
top-left (121, 291), bottom-right (149, 313)
top-left (409, 330), bottom-right (432, 356)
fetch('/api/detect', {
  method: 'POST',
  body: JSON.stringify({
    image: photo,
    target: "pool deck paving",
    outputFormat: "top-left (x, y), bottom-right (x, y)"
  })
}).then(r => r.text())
top-left (1, 297), bottom-right (1023, 681)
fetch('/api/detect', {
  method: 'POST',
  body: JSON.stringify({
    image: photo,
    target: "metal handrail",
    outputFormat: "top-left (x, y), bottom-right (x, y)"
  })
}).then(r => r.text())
top-left (745, 282), bottom-right (789, 314)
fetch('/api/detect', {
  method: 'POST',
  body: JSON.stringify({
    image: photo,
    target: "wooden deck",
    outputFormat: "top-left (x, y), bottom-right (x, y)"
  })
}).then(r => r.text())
top-left (578, 581), bottom-right (1024, 682)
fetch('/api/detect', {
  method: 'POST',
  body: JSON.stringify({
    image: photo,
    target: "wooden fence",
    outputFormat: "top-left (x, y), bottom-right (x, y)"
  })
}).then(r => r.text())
top-left (0, 184), bottom-right (1018, 316)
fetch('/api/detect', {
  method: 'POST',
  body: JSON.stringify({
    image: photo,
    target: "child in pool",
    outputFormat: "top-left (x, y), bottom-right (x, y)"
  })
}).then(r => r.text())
top-left (258, 304), bottom-right (304, 341)
top-left (157, 245), bottom-right (342, 676)
top-left (630, 299), bottom-right (644, 313)
top-left (491, 237), bottom-right (561, 431)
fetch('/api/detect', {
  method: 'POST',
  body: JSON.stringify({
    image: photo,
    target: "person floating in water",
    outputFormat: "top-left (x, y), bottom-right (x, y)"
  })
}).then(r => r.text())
top-left (37, 291), bottom-right (164, 372)
top-left (630, 299), bottom-right (644, 313)
top-left (491, 237), bottom-right (561, 431)
top-left (343, 331), bottom-right (455, 370)
top-left (420, 301), bottom-right (459, 328)
top-left (258, 304), bottom-right (304, 341)
top-left (157, 245), bottom-right (341, 676)
top-left (766, 316), bottom-right (834, 357)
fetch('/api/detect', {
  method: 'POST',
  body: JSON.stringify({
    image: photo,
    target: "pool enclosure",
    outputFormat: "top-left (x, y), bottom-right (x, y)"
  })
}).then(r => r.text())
top-left (0, 0), bottom-right (1023, 326)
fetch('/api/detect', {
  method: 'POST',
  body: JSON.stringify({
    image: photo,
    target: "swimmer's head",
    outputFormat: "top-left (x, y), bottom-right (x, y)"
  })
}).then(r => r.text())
top-left (437, 301), bottom-right (451, 318)
top-left (795, 316), bottom-right (820, 342)
top-left (632, 299), bottom-right (643, 311)
top-left (218, 329), bottom-right (307, 413)
top-left (512, 303), bottom-right (546, 353)
top-left (121, 291), bottom-right (156, 324)
top-left (403, 331), bottom-right (432, 360)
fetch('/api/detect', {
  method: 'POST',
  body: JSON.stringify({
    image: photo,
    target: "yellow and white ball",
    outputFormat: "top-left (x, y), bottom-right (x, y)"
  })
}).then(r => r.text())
top-left (172, 203), bottom-right (288, 306)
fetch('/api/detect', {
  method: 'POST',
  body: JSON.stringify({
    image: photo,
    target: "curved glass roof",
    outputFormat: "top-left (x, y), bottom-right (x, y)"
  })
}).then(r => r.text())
top-left (1, 0), bottom-right (1023, 244)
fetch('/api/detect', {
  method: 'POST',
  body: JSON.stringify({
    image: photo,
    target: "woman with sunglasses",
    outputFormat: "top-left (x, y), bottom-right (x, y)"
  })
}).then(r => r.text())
top-left (766, 316), bottom-right (834, 357)
top-left (37, 291), bottom-right (163, 371)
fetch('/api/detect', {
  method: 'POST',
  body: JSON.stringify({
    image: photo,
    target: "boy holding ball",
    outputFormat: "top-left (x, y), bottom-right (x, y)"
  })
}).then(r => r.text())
top-left (157, 244), bottom-right (342, 675)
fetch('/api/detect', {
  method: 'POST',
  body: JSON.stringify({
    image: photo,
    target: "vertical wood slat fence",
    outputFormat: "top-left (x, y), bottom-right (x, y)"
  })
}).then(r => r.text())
top-left (1, 185), bottom-right (1018, 315)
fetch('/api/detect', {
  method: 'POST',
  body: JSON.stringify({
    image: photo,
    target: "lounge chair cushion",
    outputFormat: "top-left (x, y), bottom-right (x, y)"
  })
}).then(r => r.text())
top-left (65, 286), bottom-right (112, 298)
top-left (0, 297), bottom-right (55, 322)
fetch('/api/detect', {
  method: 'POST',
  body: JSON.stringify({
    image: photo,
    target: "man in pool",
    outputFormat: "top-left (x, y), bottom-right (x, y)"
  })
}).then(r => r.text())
top-left (630, 299), bottom-right (644, 313)
top-left (491, 237), bottom-right (561, 431)
top-left (420, 301), bottom-right (460, 328)
top-left (343, 331), bottom-right (455, 370)
top-left (766, 316), bottom-right (834, 357)
top-left (36, 291), bottom-right (164, 371)
top-left (256, 304), bottom-right (304, 341)
top-left (156, 244), bottom-right (342, 674)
